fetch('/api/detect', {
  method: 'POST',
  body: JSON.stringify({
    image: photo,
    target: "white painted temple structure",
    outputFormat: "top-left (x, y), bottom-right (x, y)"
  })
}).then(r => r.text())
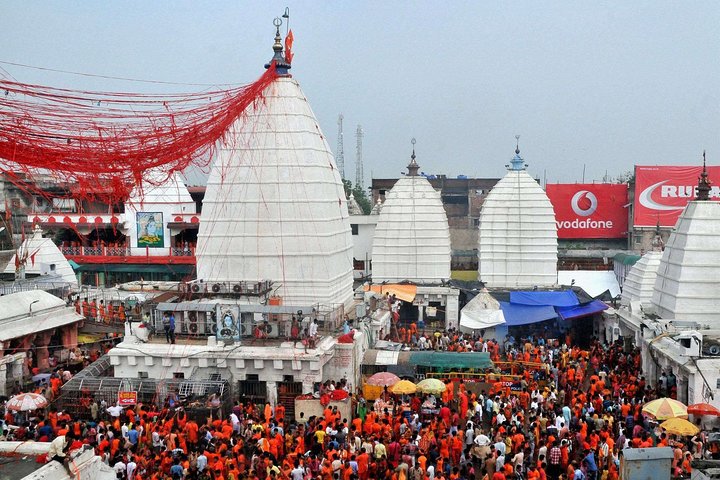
top-left (372, 146), bottom-right (451, 283)
top-left (478, 143), bottom-right (558, 288)
top-left (370, 145), bottom-right (458, 327)
top-left (195, 30), bottom-right (354, 308)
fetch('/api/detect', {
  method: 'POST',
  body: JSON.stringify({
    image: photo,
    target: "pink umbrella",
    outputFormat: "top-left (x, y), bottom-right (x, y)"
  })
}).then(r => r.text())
top-left (6, 393), bottom-right (48, 412)
top-left (366, 372), bottom-right (401, 387)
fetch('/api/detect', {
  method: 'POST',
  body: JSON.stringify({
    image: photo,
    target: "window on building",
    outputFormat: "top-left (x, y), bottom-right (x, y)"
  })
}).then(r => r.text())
top-left (173, 372), bottom-right (185, 379)
top-left (138, 371), bottom-right (149, 379)
top-left (52, 198), bottom-right (76, 212)
top-left (351, 224), bottom-right (359, 235)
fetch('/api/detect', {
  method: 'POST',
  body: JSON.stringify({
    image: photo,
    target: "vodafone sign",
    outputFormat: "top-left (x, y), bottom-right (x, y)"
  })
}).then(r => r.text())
top-left (634, 166), bottom-right (720, 227)
top-left (546, 184), bottom-right (628, 239)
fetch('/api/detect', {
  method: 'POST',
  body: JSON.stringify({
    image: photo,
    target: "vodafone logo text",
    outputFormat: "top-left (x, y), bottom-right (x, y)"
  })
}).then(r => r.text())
top-left (570, 190), bottom-right (598, 216)
top-left (557, 190), bottom-right (613, 230)
top-left (546, 183), bottom-right (627, 239)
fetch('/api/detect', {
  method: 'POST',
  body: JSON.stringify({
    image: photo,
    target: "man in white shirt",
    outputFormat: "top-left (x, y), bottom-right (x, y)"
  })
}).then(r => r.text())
top-left (113, 459), bottom-right (126, 478)
top-left (290, 460), bottom-right (305, 480)
top-left (196, 452), bottom-right (208, 472)
top-left (126, 457), bottom-right (137, 480)
top-left (308, 319), bottom-right (318, 337)
top-left (47, 434), bottom-right (69, 463)
top-left (107, 404), bottom-right (123, 418)
top-left (230, 412), bottom-right (240, 433)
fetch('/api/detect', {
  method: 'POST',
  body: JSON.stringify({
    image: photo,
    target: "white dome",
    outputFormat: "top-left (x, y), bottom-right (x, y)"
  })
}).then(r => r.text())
top-left (196, 76), bottom-right (354, 307)
top-left (372, 167), bottom-right (451, 283)
top-left (652, 200), bottom-right (720, 324)
top-left (4, 226), bottom-right (78, 287)
top-left (620, 251), bottom-right (662, 308)
top-left (478, 151), bottom-right (557, 288)
top-left (128, 170), bottom-right (194, 207)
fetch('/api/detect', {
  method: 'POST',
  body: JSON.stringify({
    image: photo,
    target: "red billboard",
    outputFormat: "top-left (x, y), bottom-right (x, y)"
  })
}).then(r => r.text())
top-left (634, 166), bottom-right (720, 227)
top-left (546, 183), bottom-right (628, 239)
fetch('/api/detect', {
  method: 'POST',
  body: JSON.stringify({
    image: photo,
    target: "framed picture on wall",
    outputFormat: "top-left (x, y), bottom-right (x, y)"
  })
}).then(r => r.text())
top-left (136, 212), bottom-right (164, 248)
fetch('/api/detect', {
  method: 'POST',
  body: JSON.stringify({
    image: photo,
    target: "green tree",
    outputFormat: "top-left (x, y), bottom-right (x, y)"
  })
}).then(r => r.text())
top-left (352, 183), bottom-right (372, 214)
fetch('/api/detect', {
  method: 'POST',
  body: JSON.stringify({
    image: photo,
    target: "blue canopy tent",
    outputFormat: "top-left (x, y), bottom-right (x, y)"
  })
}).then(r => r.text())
top-left (556, 300), bottom-right (608, 320)
top-left (509, 290), bottom-right (579, 307)
top-left (499, 302), bottom-right (558, 326)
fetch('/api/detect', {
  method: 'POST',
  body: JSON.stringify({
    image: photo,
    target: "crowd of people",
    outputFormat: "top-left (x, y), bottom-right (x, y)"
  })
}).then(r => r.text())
top-left (1, 327), bottom-right (714, 480)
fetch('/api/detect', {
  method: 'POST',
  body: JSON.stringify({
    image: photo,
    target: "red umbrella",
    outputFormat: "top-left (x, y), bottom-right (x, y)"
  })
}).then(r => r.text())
top-left (687, 402), bottom-right (720, 416)
top-left (366, 372), bottom-right (400, 387)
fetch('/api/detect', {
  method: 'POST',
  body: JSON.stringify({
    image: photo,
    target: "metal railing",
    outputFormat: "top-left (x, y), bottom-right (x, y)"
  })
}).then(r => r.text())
top-left (61, 246), bottom-right (194, 257)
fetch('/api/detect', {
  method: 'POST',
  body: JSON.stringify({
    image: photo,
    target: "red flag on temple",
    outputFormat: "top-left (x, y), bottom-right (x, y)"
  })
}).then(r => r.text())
top-left (285, 30), bottom-right (294, 63)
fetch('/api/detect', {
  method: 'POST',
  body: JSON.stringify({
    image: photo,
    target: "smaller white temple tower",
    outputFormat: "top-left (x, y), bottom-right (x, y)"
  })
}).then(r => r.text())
top-left (371, 141), bottom-right (451, 283)
top-left (477, 139), bottom-right (558, 288)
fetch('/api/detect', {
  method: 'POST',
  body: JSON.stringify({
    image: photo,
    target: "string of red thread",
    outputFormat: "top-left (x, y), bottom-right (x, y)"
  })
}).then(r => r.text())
top-left (0, 64), bottom-right (278, 204)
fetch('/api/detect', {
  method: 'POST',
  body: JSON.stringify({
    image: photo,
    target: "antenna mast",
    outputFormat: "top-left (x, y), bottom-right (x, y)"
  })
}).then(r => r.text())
top-left (336, 114), bottom-right (345, 179)
top-left (355, 125), bottom-right (364, 189)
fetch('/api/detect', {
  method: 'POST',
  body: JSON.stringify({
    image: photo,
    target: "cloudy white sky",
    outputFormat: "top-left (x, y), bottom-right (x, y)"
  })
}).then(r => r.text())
top-left (3, 1), bottom-right (719, 185)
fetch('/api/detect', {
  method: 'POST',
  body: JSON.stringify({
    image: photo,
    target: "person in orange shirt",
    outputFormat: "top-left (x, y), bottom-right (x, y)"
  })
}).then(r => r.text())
top-left (357, 449), bottom-right (370, 480)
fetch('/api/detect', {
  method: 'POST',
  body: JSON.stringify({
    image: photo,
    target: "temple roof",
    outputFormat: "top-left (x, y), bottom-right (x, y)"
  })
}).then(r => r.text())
top-left (128, 170), bottom-right (194, 207)
top-left (196, 75), bottom-right (353, 307)
top-left (371, 149), bottom-right (451, 283)
top-left (651, 200), bottom-right (720, 324)
top-left (3, 226), bottom-right (78, 287)
top-left (621, 251), bottom-right (663, 308)
top-left (478, 146), bottom-right (557, 288)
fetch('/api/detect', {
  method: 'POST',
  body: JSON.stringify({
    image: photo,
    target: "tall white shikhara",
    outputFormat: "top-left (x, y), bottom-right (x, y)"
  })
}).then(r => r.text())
top-left (196, 77), bottom-right (354, 307)
top-left (478, 147), bottom-right (558, 288)
top-left (652, 200), bottom-right (720, 324)
top-left (372, 150), bottom-right (451, 284)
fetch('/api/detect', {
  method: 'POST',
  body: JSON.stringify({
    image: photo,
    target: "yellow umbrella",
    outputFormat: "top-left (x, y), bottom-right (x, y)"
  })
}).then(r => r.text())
top-left (660, 417), bottom-right (700, 436)
top-left (391, 380), bottom-right (417, 395)
top-left (416, 378), bottom-right (447, 395)
top-left (642, 398), bottom-right (688, 420)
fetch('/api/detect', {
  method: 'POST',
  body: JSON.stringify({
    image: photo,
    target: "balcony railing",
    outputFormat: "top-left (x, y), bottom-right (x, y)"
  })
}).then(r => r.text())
top-left (61, 246), bottom-right (195, 257)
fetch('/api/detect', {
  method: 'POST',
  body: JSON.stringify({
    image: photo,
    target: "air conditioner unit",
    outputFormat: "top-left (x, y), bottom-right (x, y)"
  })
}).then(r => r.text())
top-left (190, 283), bottom-right (202, 293)
top-left (232, 283), bottom-right (243, 294)
top-left (179, 312), bottom-right (188, 334)
top-left (239, 312), bottom-right (253, 337)
top-left (676, 331), bottom-right (702, 357)
top-left (208, 310), bottom-right (218, 335)
top-left (188, 311), bottom-right (206, 335)
top-left (211, 283), bottom-right (224, 294)
top-left (216, 305), bottom-right (240, 342)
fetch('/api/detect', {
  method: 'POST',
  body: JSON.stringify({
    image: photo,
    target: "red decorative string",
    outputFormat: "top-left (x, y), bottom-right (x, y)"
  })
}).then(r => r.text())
top-left (0, 64), bottom-right (278, 204)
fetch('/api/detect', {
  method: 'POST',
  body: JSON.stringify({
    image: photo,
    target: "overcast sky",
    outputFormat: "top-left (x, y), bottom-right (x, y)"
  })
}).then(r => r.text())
top-left (3, 1), bottom-right (719, 186)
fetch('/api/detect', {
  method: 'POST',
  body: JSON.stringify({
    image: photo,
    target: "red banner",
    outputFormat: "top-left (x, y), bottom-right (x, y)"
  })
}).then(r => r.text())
top-left (634, 166), bottom-right (720, 227)
top-left (546, 184), bottom-right (628, 239)
top-left (118, 391), bottom-right (137, 406)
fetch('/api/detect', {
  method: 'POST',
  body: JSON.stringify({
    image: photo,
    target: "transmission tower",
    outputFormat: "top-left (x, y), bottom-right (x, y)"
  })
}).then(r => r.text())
top-left (355, 125), bottom-right (364, 189)
top-left (336, 114), bottom-right (345, 179)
